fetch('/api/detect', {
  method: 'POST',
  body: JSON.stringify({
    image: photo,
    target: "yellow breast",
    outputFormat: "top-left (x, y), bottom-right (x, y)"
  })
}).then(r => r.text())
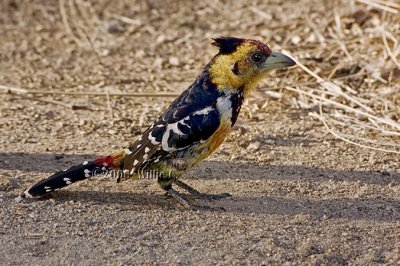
top-left (197, 122), bottom-right (232, 161)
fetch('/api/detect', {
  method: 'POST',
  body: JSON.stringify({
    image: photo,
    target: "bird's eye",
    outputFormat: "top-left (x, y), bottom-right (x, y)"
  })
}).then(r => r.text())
top-left (251, 53), bottom-right (266, 63)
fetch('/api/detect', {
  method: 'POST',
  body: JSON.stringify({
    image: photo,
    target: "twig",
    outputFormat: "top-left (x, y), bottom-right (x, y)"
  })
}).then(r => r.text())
top-left (248, 6), bottom-right (272, 20)
top-left (106, 90), bottom-right (113, 119)
top-left (0, 69), bottom-right (386, 99)
top-left (0, 84), bottom-right (28, 94)
top-left (106, 12), bottom-right (142, 26)
top-left (11, 93), bottom-right (75, 109)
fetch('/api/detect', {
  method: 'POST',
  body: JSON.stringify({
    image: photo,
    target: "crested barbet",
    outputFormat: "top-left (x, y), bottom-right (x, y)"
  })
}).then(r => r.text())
top-left (20, 37), bottom-right (296, 209)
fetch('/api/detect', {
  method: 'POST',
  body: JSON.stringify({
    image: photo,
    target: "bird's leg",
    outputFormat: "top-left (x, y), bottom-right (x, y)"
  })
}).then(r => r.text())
top-left (174, 179), bottom-right (202, 195)
top-left (158, 176), bottom-right (195, 209)
top-left (174, 179), bottom-right (231, 201)
top-left (166, 188), bottom-right (226, 212)
top-left (158, 177), bottom-right (225, 211)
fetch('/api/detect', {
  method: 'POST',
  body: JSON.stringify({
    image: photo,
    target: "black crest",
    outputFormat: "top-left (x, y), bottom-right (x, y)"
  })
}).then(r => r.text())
top-left (212, 37), bottom-right (245, 54)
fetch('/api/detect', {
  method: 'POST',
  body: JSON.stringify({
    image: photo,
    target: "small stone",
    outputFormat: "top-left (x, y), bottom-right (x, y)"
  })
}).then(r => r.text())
top-left (247, 142), bottom-right (261, 151)
top-left (135, 50), bottom-right (145, 58)
top-left (153, 57), bottom-right (163, 67)
top-left (169, 56), bottom-right (179, 66)
top-left (108, 129), bottom-right (117, 135)
top-left (104, 20), bottom-right (125, 34)
top-left (291, 36), bottom-right (301, 45)
top-left (298, 242), bottom-right (322, 257)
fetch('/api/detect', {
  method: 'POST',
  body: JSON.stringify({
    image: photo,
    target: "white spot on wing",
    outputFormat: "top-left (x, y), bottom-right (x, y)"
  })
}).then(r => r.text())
top-left (193, 106), bottom-right (213, 116)
top-left (125, 148), bottom-right (132, 155)
top-left (84, 169), bottom-right (91, 178)
top-left (148, 132), bottom-right (160, 145)
top-left (133, 160), bottom-right (139, 166)
top-left (83, 161), bottom-right (88, 165)
top-left (161, 106), bottom-right (215, 151)
top-left (145, 147), bottom-right (150, 153)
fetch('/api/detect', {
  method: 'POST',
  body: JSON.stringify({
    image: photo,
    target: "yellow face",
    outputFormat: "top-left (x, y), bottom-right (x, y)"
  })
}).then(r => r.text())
top-left (209, 38), bottom-right (295, 97)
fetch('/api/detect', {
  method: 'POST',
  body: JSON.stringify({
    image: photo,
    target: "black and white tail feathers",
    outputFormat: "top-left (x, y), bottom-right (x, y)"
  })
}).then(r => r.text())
top-left (20, 160), bottom-right (99, 199)
top-left (18, 151), bottom-right (126, 200)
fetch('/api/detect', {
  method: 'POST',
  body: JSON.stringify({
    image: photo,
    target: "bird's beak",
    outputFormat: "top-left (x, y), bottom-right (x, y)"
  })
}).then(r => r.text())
top-left (261, 51), bottom-right (296, 71)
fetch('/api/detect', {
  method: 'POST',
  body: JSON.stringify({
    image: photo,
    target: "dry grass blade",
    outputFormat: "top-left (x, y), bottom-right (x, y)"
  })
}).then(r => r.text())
top-left (356, 0), bottom-right (399, 14)
top-left (284, 49), bottom-right (400, 154)
top-left (317, 103), bottom-right (400, 154)
top-left (287, 56), bottom-right (376, 114)
top-left (285, 86), bottom-right (400, 132)
top-left (0, 84), bottom-right (179, 97)
top-left (381, 25), bottom-right (400, 69)
top-left (59, 0), bottom-right (85, 47)
top-left (373, 0), bottom-right (400, 8)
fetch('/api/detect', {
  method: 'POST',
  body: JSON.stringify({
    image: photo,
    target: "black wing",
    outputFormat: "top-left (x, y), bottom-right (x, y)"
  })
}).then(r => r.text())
top-left (123, 70), bottom-right (221, 174)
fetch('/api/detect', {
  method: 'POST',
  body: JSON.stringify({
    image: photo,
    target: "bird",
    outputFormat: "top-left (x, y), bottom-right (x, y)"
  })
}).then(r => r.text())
top-left (19, 37), bottom-right (296, 209)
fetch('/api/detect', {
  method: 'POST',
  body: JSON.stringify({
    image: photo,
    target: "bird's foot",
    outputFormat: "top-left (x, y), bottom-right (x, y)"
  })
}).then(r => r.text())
top-left (174, 180), bottom-right (231, 201)
top-left (166, 188), bottom-right (191, 209)
top-left (165, 188), bottom-right (225, 211)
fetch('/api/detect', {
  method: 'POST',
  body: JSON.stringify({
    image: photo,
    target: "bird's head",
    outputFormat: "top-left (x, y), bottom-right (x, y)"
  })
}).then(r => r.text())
top-left (209, 37), bottom-right (296, 96)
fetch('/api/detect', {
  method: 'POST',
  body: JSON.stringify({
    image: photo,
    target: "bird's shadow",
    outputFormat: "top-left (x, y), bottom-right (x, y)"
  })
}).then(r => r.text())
top-left (1, 152), bottom-right (399, 221)
top-left (46, 190), bottom-right (400, 222)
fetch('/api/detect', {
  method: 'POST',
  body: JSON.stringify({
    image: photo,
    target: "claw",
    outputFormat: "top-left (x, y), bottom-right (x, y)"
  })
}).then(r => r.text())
top-left (165, 188), bottom-right (226, 211)
top-left (174, 180), bottom-right (231, 201)
top-left (166, 188), bottom-right (191, 209)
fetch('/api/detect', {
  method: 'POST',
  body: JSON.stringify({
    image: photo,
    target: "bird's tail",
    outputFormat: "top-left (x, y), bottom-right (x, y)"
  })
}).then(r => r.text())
top-left (19, 150), bottom-right (126, 199)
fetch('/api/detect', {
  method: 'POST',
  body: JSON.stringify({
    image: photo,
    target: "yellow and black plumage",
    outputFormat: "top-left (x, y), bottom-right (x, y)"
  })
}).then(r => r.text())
top-left (20, 37), bottom-right (296, 209)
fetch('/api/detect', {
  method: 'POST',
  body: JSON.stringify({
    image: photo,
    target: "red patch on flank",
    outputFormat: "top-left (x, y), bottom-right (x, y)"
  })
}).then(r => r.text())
top-left (94, 154), bottom-right (121, 168)
top-left (249, 40), bottom-right (271, 56)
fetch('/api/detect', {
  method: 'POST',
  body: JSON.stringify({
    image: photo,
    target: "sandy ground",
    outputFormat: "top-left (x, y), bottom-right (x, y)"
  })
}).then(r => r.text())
top-left (0, 0), bottom-right (399, 265)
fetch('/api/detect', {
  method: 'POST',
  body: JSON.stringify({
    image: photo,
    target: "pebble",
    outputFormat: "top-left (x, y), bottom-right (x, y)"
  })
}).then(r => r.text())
top-left (169, 57), bottom-right (180, 66)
